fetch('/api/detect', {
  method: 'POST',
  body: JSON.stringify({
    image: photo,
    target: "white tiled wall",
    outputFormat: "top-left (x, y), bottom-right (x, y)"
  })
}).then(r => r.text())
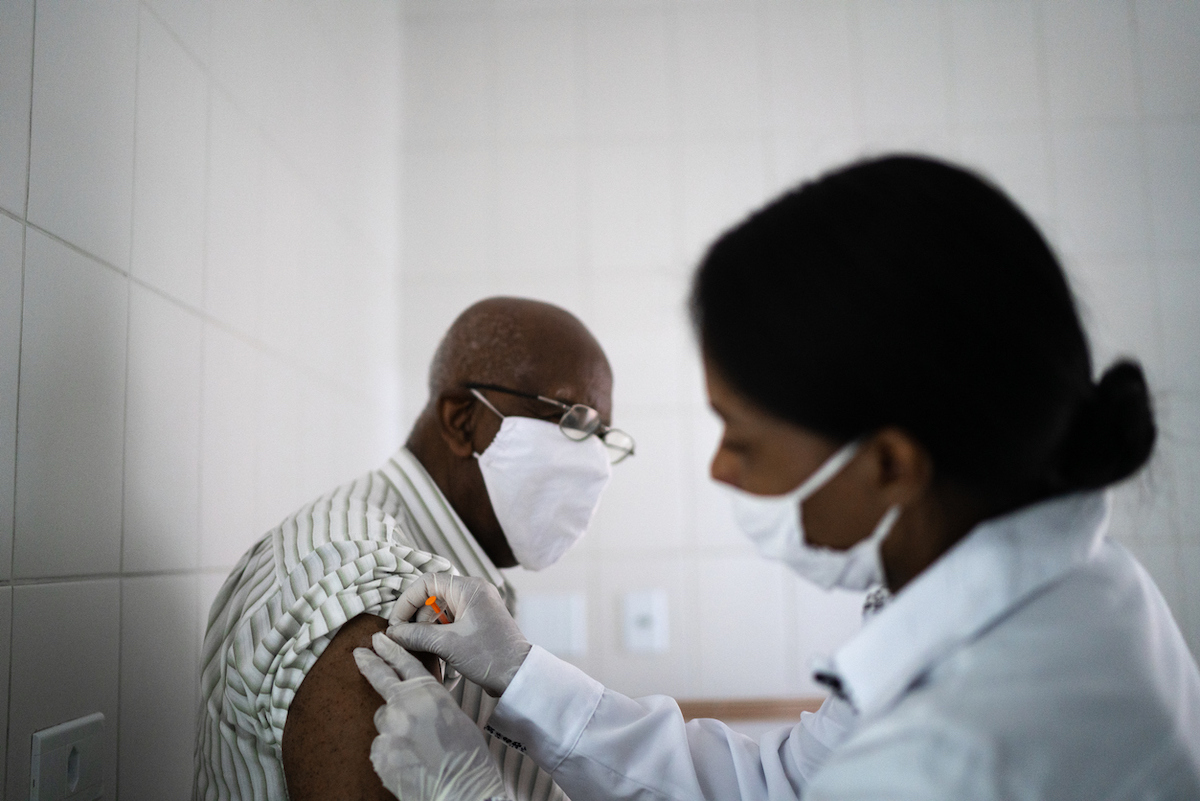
top-left (2, 1), bottom-right (1197, 792)
top-left (399, 0), bottom-right (1200, 701)
top-left (0, 2), bottom-right (401, 797)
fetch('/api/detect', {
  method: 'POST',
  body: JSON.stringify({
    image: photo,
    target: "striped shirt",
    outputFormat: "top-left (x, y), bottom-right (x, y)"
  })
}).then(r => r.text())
top-left (194, 448), bottom-right (567, 801)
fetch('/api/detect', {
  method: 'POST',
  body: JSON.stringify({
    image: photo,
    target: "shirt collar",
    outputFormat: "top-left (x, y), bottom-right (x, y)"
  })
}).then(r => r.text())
top-left (381, 447), bottom-right (508, 589)
top-left (825, 490), bottom-right (1111, 720)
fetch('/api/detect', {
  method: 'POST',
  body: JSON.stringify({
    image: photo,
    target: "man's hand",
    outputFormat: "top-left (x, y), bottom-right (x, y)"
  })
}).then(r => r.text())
top-left (386, 573), bottom-right (532, 697)
top-left (355, 633), bottom-right (509, 801)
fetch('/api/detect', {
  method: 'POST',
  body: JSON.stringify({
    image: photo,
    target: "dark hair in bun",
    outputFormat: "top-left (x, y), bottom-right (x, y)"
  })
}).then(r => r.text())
top-left (691, 154), bottom-right (1156, 507)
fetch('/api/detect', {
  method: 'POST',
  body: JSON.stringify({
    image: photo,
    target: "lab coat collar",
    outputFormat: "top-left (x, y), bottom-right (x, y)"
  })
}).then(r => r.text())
top-left (825, 490), bottom-right (1111, 720)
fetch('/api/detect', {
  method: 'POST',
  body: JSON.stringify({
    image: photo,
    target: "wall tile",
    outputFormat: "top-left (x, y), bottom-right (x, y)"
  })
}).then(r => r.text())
top-left (131, 9), bottom-right (208, 308)
top-left (592, 409), bottom-right (686, 554)
top-left (200, 324), bottom-right (259, 568)
top-left (7, 579), bottom-right (120, 801)
top-left (788, 575), bottom-right (864, 695)
top-left (403, 15), bottom-right (496, 142)
top-left (675, 7), bottom-right (764, 136)
top-left (1042, 0), bottom-right (1139, 122)
top-left (400, 277), bottom-right (501, 398)
top-left (123, 285), bottom-right (202, 573)
top-left (204, 91), bottom-right (263, 336)
top-left (1180, 542), bottom-right (1200, 658)
top-left (119, 574), bottom-right (199, 801)
top-left (15, 231), bottom-right (126, 578)
top-left (487, 270), bottom-right (587, 324)
top-left (1136, 0), bottom-right (1200, 118)
top-left (402, 145), bottom-right (495, 278)
top-left (583, 7), bottom-right (671, 140)
top-left (583, 270), bottom-right (689, 411)
top-left (957, 124), bottom-right (1054, 224)
top-left (585, 143), bottom-right (674, 271)
top-left (144, 0), bottom-right (212, 65)
top-left (766, 131), bottom-right (866, 199)
top-left (696, 556), bottom-right (789, 697)
top-left (1145, 124), bottom-right (1200, 255)
top-left (1125, 539), bottom-right (1183, 620)
top-left (0, 0), bottom-right (33, 215)
top-left (505, 548), bottom-right (600, 678)
top-left (255, 154), bottom-right (320, 369)
top-left (680, 137), bottom-right (767, 265)
top-left (206, 2), bottom-right (273, 130)
top-left (602, 327), bottom-right (686, 414)
top-left (255, 356), bottom-right (307, 533)
top-left (1051, 124), bottom-right (1149, 255)
top-left (950, 0), bottom-right (1041, 126)
top-left (856, 0), bottom-right (950, 136)
top-left (27, 0), bottom-right (137, 268)
top-left (1162, 405), bottom-right (1199, 655)
top-left (597, 555), bottom-right (696, 698)
top-left (0, 216), bottom-right (21, 580)
top-left (1155, 259), bottom-right (1200, 397)
top-left (764, 1), bottom-right (856, 138)
top-left (1067, 256), bottom-right (1165, 383)
top-left (496, 145), bottom-right (581, 274)
top-left (496, 13), bottom-right (579, 141)
top-left (0, 585), bottom-right (11, 793)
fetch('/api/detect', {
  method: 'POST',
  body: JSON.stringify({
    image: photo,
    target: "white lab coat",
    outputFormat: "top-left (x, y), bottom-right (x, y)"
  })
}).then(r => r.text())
top-left (490, 492), bottom-right (1200, 800)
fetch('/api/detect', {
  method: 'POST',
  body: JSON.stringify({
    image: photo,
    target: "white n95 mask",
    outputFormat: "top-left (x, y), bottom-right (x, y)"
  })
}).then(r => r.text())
top-left (476, 416), bottom-right (612, 571)
top-left (728, 441), bottom-right (901, 591)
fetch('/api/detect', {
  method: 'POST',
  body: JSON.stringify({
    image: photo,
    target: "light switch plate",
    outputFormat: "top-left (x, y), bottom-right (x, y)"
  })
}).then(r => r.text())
top-left (623, 589), bottom-right (669, 653)
top-left (30, 712), bottom-right (104, 801)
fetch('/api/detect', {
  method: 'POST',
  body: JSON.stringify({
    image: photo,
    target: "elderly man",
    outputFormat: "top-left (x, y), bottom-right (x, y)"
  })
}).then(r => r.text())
top-left (194, 297), bottom-right (633, 801)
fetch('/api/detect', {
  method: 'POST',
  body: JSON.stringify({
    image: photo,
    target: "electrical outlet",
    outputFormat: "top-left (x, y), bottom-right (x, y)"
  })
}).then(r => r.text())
top-left (623, 589), bottom-right (669, 654)
top-left (30, 712), bottom-right (104, 801)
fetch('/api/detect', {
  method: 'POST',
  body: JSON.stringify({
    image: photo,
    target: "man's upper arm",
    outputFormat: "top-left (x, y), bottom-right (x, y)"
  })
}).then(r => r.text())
top-left (281, 613), bottom-right (442, 801)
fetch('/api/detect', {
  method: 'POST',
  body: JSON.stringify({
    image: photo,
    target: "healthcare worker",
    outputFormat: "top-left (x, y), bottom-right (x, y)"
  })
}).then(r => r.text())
top-left (353, 154), bottom-right (1200, 800)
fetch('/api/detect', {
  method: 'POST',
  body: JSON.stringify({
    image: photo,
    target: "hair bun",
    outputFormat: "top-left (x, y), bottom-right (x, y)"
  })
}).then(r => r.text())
top-left (1054, 360), bottom-right (1156, 492)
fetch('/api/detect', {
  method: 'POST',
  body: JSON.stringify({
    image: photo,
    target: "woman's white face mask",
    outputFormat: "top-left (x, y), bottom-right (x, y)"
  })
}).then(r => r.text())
top-left (727, 441), bottom-right (901, 591)
top-left (476, 416), bottom-right (612, 571)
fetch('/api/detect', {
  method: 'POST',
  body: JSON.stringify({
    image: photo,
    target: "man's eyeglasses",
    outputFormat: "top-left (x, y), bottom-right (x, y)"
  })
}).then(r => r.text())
top-left (467, 383), bottom-right (636, 464)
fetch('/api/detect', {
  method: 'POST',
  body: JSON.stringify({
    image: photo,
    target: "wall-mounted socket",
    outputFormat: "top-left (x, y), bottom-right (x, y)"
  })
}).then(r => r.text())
top-left (623, 589), bottom-right (669, 654)
top-left (30, 712), bottom-right (104, 801)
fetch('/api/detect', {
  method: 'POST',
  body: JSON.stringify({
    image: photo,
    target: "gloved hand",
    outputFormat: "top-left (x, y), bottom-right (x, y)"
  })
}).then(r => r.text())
top-left (386, 573), bottom-right (532, 697)
top-left (354, 632), bottom-right (510, 801)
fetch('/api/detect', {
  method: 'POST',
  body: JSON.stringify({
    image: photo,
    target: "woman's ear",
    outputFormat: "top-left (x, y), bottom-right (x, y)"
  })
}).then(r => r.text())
top-left (436, 393), bottom-right (478, 458)
top-left (871, 427), bottom-right (934, 505)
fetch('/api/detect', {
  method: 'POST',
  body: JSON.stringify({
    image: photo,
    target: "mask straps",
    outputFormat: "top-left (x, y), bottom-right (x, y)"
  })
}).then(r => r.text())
top-left (470, 388), bottom-right (508, 460)
top-left (790, 440), bottom-right (862, 500)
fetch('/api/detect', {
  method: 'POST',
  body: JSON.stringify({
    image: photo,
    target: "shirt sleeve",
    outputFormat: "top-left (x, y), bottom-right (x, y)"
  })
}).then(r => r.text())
top-left (196, 516), bottom-right (456, 801)
top-left (490, 646), bottom-right (854, 801)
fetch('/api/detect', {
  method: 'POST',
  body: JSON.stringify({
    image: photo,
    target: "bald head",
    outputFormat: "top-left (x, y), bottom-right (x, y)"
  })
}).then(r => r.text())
top-left (427, 297), bottom-right (612, 408)
top-left (408, 297), bottom-right (614, 568)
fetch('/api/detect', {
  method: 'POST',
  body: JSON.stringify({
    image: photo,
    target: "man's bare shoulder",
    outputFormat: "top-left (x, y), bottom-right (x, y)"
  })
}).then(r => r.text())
top-left (281, 613), bottom-right (441, 801)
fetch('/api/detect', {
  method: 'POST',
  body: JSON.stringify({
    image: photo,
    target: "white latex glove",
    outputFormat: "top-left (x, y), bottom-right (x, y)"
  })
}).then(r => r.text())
top-left (354, 632), bottom-right (510, 801)
top-left (386, 573), bottom-right (532, 697)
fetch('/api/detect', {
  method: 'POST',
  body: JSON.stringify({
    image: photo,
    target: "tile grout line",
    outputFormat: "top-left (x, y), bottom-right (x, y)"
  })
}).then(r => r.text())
top-left (0, 566), bottom-right (236, 588)
top-left (195, 27), bottom-right (215, 574)
top-left (113, 8), bottom-right (147, 793)
top-left (5, 0), bottom-right (37, 786)
top-left (17, 215), bottom-right (389, 413)
top-left (1124, 0), bottom-right (1188, 606)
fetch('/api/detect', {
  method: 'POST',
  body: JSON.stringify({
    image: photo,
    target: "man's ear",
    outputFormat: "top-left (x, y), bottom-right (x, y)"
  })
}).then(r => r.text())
top-left (436, 392), bottom-right (478, 458)
top-left (871, 427), bottom-right (933, 505)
